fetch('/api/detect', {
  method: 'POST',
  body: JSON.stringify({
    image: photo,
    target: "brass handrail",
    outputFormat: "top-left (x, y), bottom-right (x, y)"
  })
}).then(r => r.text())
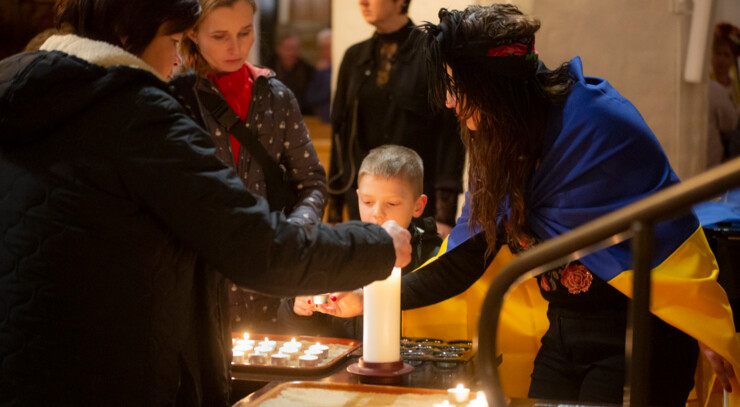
top-left (478, 157), bottom-right (740, 406)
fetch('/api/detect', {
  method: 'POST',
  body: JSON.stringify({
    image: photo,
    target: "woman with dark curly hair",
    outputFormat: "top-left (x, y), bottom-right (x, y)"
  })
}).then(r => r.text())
top-left (321, 4), bottom-right (740, 405)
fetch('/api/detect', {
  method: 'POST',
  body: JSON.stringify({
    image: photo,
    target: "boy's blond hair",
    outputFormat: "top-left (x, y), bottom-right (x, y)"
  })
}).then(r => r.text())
top-left (358, 145), bottom-right (424, 197)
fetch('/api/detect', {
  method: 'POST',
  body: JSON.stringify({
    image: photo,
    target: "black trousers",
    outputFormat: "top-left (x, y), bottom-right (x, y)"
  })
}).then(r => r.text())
top-left (528, 306), bottom-right (698, 406)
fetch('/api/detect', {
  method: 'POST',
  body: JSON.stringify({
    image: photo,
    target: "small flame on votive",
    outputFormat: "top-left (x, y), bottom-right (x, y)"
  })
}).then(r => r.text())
top-left (456, 384), bottom-right (464, 390)
top-left (243, 333), bottom-right (249, 340)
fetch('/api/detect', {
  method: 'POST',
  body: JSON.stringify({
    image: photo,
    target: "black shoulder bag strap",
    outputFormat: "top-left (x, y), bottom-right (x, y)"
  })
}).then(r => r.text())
top-left (197, 89), bottom-right (295, 213)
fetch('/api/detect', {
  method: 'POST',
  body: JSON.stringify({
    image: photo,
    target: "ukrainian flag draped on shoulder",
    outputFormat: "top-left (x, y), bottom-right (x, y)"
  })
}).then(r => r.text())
top-left (406, 57), bottom-right (740, 402)
top-left (525, 58), bottom-right (740, 380)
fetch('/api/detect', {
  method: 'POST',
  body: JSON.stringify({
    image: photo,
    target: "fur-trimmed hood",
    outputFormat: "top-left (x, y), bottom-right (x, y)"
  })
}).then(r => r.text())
top-left (40, 34), bottom-right (165, 81)
top-left (0, 34), bottom-right (168, 146)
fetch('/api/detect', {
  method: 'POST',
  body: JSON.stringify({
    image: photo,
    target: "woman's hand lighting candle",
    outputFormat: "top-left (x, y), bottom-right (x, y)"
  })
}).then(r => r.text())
top-left (363, 267), bottom-right (401, 362)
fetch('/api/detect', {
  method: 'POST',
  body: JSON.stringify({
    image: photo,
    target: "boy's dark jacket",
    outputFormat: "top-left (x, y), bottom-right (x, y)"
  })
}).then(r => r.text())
top-left (278, 217), bottom-right (442, 339)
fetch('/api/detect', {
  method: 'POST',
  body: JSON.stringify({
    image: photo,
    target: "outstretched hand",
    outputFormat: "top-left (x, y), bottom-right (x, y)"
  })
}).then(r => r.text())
top-left (382, 220), bottom-right (411, 268)
top-left (314, 289), bottom-right (364, 318)
top-left (292, 296), bottom-right (314, 316)
top-left (700, 341), bottom-right (736, 392)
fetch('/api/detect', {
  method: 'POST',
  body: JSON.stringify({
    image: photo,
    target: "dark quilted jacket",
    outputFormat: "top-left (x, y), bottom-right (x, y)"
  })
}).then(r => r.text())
top-left (0, 49), bottom-right (395, 406)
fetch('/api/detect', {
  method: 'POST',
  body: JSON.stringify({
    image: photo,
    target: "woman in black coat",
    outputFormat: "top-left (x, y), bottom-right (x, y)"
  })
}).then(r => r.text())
top-left (0, 0), bottom-right (411, 405)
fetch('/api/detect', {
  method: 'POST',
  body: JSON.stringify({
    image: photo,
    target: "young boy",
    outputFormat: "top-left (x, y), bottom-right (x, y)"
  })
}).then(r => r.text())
top-left (277, 145), bottom-right (442, 339)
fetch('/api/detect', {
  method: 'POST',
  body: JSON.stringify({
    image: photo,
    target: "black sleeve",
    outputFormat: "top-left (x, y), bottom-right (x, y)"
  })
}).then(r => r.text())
top-left (116, 88), bottom-right (396, 296)
top-left (401, 233), bottom-right (494, 310)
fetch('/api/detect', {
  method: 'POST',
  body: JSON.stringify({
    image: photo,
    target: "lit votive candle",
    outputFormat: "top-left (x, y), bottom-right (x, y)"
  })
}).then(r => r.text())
top-left (448, 384), bottom-right (470, 403)
top-left (270, 352), bottom-right (290, 366)
top-left (253, 345), bottom-right (274, 355)
top-left (308, 342), bottom-right (329, 358)
top-left (303, 348), bottom-right (324, 360)
top-left (258, 337), bottom-right (276, 348)
top-left (233, 343), bottom-right (253, 354)
top-left (247, 352), bottom-right (267, 365)
top-left (232, 349), bottom-right (245, 364)
top-left (279, 346), bottom-right (299, 360)
top-left (283, 337), bottom-right (303, 350)
top-left (298, 354), bottom-right (319, 367)
top-left (236, 339), bottom-right (255, 348)
top-left (467, 391), bottom-right (488, 407)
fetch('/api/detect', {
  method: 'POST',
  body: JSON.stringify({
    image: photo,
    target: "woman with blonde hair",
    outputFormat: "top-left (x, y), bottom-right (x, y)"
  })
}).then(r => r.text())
top-left (173, 0), bottom-right (327, 334)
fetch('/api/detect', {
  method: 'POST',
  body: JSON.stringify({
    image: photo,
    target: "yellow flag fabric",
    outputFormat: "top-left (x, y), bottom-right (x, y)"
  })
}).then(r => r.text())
top-left (402, 246), bottom-right (550, 398)
top-left (609, 227), bottom-right (740, 407)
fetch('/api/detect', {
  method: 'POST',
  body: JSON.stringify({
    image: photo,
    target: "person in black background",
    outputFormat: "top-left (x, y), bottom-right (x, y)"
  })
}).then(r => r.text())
top-left (327, 0), bottom-right (465, 239)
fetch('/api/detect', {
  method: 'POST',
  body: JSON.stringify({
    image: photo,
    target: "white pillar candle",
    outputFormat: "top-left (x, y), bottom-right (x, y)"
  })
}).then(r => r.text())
top-left (362, 267), bottom-right (401, 363)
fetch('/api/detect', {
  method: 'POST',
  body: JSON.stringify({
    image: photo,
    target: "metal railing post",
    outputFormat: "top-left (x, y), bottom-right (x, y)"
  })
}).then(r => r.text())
top-left (625, 221), bottom-right (653, 407)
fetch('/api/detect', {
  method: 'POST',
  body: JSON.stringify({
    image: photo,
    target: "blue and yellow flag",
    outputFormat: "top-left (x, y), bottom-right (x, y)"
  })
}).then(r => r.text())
top-left (404, 57), bottom-right (740, 403)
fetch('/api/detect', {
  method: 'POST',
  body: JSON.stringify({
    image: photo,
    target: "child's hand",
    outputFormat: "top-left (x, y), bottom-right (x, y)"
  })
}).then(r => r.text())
top-left (293, 296), bottom-right (314, 316)
top-left (315, 289), bottom-right (364, 318)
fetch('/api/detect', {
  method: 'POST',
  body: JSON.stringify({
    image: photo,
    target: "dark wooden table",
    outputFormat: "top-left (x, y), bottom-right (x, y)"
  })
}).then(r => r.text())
top-left (230, 347), bottom-right (479, 405)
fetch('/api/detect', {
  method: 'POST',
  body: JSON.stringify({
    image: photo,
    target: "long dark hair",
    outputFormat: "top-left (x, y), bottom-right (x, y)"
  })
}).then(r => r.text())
top-left (420, 4), bottom-right (573, 254)
top-left (56, 0), bottom-right (201, 56)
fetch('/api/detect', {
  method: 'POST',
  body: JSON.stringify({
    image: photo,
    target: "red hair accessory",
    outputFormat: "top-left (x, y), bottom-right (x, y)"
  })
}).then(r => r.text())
top-left (487, 42), bottom-right (535, 57)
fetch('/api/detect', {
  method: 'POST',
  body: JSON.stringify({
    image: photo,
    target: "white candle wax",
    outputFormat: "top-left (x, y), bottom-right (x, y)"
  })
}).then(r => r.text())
top-left (283, 338), bottom-right (303, 350)
top-left (254, 345), bottom-right (274, 354)
top-left (232, 349), bottom-right (245, 364)
top-left (258, 337), bottom-right (276, 348)
top-left (433, 401), bottom-right (451, 407)
top-left (233, 343), bottom-right (253, 353)
top-left (304, 348), bottom-right (324, 360)
top-left (448, 384), bottom-right (470, 403)
top-left (308, 342), bottom-right (329, 358)
top-left (298, 354), bottom-right (319, 367)
top-left (363, 267), bottom-right (401, 363)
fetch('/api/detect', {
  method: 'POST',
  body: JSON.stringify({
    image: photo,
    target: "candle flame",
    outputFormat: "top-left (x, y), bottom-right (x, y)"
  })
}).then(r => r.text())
top-left (243, 333), bottom-right (249, 340)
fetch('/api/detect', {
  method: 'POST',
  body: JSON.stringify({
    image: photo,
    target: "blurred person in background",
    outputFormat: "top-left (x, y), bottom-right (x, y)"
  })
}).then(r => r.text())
top-left (273, 31), bottom-right (315, 114)
top-left (305, 27), bottom-right (332, 123)
top-left (708, 22), bottom-right (740, 168)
